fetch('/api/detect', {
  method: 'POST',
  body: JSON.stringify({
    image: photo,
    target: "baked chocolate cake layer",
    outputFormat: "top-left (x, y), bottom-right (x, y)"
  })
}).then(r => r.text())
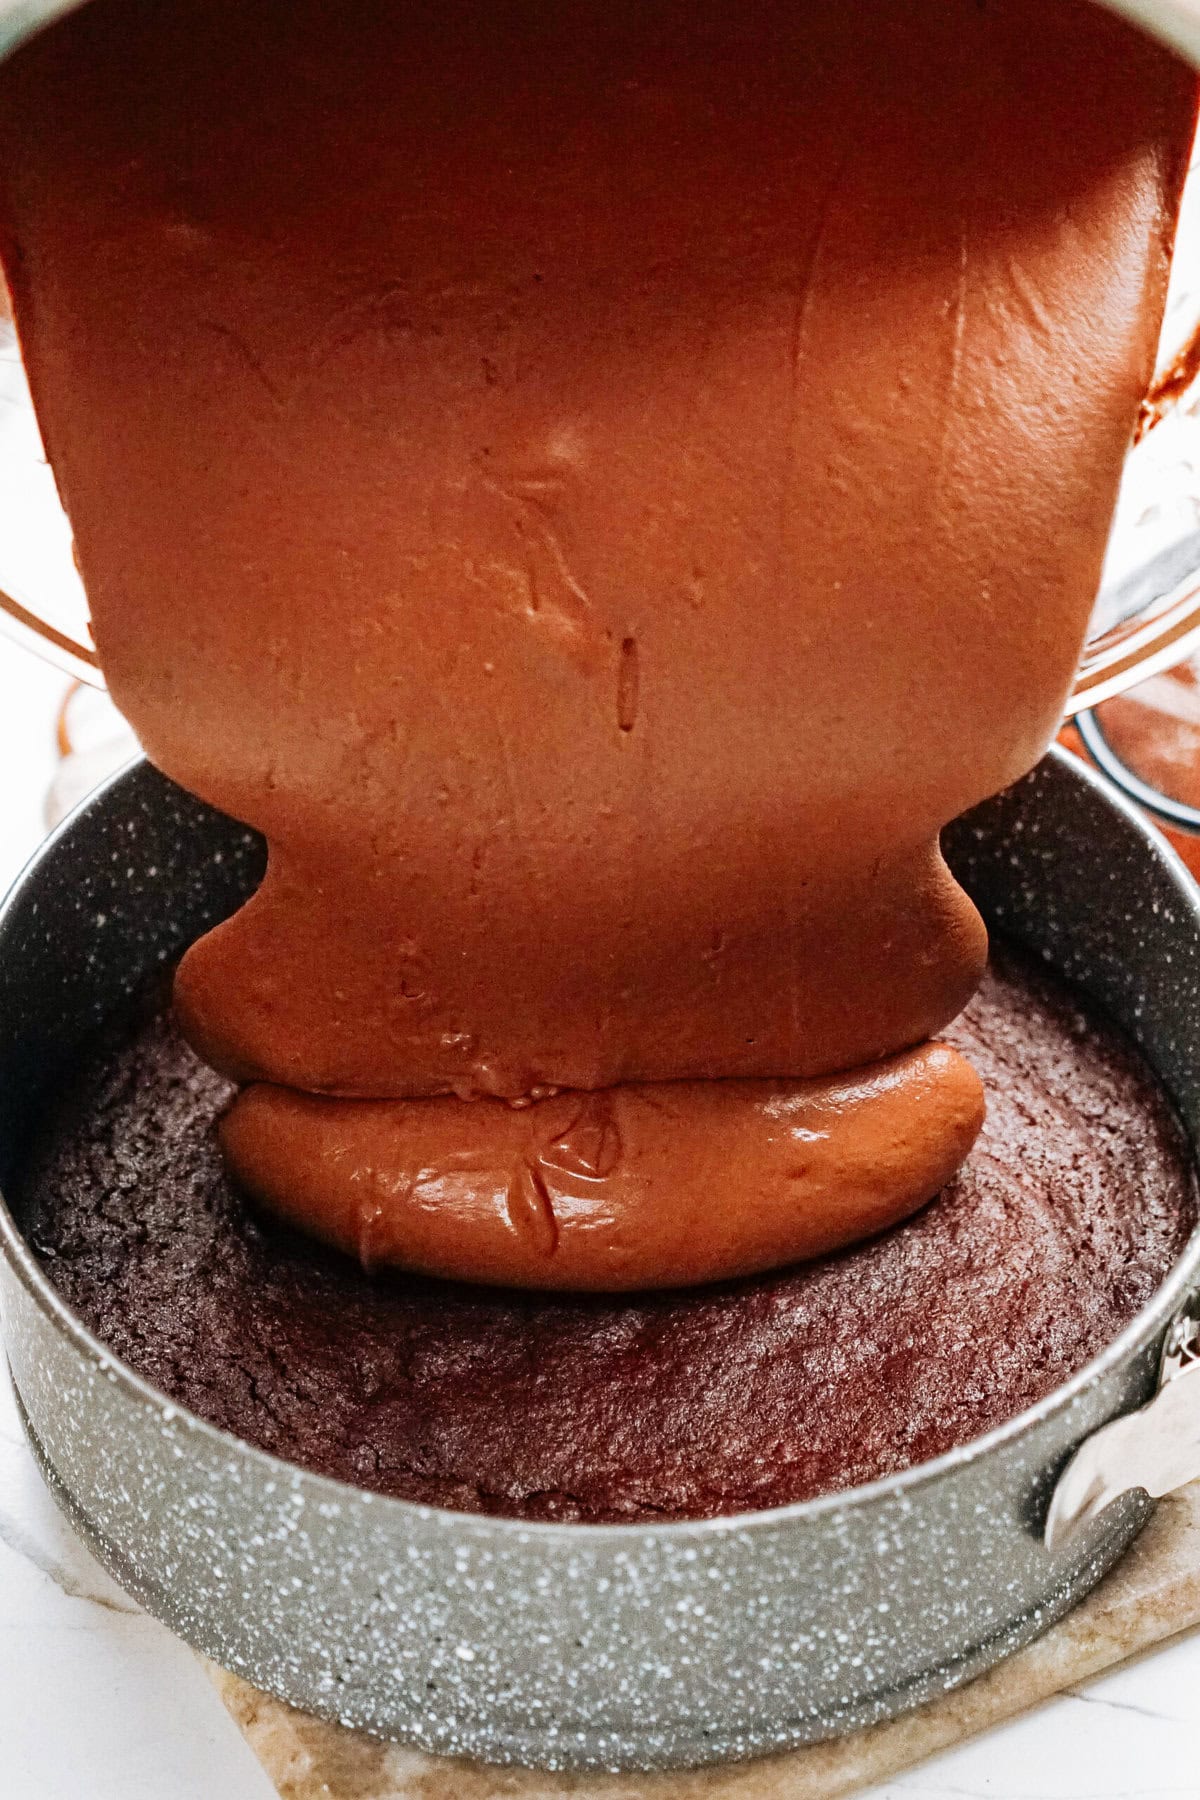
top-left (15, 942), bottom-right (1197, 1523)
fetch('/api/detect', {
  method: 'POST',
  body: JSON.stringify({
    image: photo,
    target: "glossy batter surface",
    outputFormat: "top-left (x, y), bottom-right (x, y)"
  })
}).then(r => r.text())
top-left (0, 0), bottom-right (1193, 1284)
top-left (18, 944), bottom-right (1196, 1520)
top-left (224, 1044), bottom-right (984, 1290)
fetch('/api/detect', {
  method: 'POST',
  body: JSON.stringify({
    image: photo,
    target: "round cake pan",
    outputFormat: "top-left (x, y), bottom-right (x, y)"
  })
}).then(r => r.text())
top-left (0, 747), bottom-right (1196, 1772)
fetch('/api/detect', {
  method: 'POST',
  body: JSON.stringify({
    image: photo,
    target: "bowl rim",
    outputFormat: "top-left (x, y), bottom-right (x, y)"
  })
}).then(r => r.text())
top-left (1, 744), bottom-right (1199, 1546)
top-left (4, 0), bottom-right (1200, 68)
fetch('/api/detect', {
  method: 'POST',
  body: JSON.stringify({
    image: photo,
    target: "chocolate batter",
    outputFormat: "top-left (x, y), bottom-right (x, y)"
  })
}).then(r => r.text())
top-left (0, 0), bottom-right (1195, 1285)
top-left (17, 943), bottom-right (1196, 1521)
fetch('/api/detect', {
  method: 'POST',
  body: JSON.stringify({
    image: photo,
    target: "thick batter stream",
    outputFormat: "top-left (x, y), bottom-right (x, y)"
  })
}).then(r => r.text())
top-left (0, 0), bottom-right (1194, 1284)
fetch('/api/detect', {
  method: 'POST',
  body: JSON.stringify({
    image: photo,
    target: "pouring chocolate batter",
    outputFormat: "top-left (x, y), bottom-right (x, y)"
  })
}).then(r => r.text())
top-left (0, 0), bottom-right (1194, 1288)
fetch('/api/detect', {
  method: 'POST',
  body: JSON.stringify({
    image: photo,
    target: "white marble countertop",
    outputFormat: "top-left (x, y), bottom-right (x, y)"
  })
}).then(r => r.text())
top-left (1, 650), bottom-right (1199, 1800)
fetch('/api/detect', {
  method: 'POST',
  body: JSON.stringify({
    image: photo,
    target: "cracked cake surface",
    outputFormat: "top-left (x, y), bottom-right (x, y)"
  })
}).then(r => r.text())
top-left (16, 939), bottom-right (1197, 1523)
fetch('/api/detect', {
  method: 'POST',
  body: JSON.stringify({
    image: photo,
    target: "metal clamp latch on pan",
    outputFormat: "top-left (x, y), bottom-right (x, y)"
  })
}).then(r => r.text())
top-left (1046, 1306), bottom-right (1200, 1551)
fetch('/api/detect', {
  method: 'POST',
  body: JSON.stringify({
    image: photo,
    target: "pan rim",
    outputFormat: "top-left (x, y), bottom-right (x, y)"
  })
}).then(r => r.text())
top-left (1, 743), bottom-right (1198, 1546)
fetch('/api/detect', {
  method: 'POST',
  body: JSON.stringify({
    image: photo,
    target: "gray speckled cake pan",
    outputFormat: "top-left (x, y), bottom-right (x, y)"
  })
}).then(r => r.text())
top-left (0, 747), bottom-right (1198, 1771)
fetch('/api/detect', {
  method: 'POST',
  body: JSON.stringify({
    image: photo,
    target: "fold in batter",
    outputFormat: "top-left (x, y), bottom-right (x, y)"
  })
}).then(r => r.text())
top-left (0, 0), bottom-right (1193, 1285)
